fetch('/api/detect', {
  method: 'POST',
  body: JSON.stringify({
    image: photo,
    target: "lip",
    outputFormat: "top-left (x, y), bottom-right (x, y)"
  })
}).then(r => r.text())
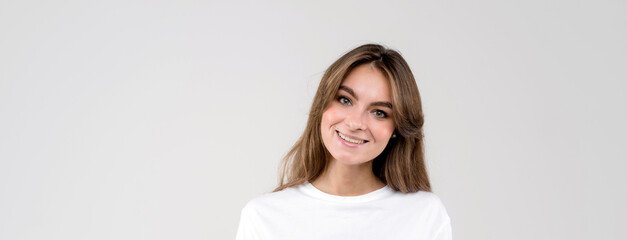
top-left (335, 130), bottom-right (369, 148)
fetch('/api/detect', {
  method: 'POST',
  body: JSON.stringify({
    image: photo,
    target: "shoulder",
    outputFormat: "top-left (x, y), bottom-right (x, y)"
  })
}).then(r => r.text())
top-left (389, 190), bottom-right (451, 220)
top-left (237, 188), bottom-right (302, 240)
top-left (388, 189), bottom-right (444, 203)
top-left (399, 190), bottom-right (448, 208)
top-left (240, 186), bottom-right (302, 215)
top-left (387, 191), bottom-right (451, 236)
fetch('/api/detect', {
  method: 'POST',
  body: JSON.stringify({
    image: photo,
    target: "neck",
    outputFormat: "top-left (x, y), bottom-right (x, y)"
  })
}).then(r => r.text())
top-left (311, 158), bottom-right (386, 196)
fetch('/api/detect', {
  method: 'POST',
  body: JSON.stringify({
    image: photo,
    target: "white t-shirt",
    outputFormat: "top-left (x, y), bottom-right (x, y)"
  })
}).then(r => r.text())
top-left (236, 181), bottom-right (452, 240)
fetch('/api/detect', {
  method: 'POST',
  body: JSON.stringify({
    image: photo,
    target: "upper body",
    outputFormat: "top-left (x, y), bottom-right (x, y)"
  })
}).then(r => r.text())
top-left (236, 181), bottom-right (451, 240)
top-left (236, 44), bottom-right (451, 239)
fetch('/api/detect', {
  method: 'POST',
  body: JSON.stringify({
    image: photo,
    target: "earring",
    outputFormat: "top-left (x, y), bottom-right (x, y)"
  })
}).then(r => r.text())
top-left (392, 134), bottom-right (397, 138)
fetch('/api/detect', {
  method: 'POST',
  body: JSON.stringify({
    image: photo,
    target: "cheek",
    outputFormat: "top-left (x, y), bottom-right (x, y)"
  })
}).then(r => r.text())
top-left (321, 106), bottom-right (342, 127)
top-left (373, 122), bottom-right (395, 139)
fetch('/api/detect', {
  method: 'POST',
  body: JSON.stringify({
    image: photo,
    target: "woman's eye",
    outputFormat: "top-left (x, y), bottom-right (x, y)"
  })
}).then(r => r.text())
top-left (338, 96), bottom-right (351, 105)
top-left (373, 110), bottom-right (388, 118)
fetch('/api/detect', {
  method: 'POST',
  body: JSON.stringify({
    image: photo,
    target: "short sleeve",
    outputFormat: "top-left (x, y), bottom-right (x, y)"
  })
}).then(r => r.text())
top-left (434, 219), bottom-right (452, 240)
top-left (235, 203), bottom-right (260, 240)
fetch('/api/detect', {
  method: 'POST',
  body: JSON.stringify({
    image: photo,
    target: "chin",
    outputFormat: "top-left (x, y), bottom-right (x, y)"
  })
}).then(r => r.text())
top-left (330, 153), bottom-right (372, 166)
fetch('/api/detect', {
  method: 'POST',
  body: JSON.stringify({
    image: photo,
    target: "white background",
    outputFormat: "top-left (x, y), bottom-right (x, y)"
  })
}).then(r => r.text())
top-left (1, 0), bottom-right (625, 239)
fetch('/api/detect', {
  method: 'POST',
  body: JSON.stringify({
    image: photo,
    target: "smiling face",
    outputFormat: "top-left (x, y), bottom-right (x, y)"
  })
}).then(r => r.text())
top-left (320, 64), bottom-right (396, 166)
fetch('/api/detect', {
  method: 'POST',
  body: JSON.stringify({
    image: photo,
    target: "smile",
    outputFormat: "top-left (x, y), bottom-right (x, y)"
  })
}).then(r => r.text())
top-left (336, 130), bottom-right (368, 144)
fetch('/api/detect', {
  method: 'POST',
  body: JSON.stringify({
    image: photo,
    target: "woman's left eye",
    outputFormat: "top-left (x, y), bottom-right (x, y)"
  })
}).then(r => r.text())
top-left (373, 110), bottom-right (388, 118)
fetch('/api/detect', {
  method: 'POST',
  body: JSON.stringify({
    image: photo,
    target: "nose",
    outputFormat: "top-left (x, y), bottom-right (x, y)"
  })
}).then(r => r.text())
top-left (345, 109), bottom-right (367, 131)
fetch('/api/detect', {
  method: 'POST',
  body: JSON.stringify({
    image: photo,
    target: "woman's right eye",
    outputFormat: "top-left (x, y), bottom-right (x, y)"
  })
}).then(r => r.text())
top-left (338, 96), bottom-right (352, 105)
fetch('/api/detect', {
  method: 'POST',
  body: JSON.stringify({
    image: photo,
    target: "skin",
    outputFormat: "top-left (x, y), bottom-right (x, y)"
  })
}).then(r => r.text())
top-left (312, 64), bottom-right (395, 196)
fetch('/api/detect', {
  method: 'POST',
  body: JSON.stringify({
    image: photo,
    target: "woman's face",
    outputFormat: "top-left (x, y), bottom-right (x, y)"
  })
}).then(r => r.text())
top-left (321, 64), bottom-right (395, 166)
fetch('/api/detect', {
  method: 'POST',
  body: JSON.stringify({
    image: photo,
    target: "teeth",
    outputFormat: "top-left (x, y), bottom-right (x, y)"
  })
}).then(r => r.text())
top-left (338, 131), bottom-right (365, 144)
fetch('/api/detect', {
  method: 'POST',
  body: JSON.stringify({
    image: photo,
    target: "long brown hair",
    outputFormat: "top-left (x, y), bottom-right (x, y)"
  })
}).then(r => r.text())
top-left (274, 44), bottom-right (430, 193)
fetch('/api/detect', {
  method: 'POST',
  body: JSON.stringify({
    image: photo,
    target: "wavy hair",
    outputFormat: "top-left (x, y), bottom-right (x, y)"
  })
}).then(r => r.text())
top-left (274, 44), bottom-right (430, 193)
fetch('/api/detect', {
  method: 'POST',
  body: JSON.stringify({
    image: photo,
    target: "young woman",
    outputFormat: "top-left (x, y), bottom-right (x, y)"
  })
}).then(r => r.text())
top-left (236, 44), bottom-right (451, 240)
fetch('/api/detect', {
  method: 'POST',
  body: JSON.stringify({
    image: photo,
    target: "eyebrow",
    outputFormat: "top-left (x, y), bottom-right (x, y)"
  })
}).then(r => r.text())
top-left (338, 85), bottom-right (393, 109)
top-left (339, 86), bottom-right (358, 100)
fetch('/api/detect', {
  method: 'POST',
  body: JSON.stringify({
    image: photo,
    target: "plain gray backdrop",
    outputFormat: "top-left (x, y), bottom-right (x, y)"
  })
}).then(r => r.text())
top-left (1, 0), bottom-right (625, 239)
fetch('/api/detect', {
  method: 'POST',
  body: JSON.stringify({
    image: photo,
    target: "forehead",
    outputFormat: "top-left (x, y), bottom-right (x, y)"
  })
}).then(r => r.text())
top-left (340, 64), bottom-right (391, 101)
